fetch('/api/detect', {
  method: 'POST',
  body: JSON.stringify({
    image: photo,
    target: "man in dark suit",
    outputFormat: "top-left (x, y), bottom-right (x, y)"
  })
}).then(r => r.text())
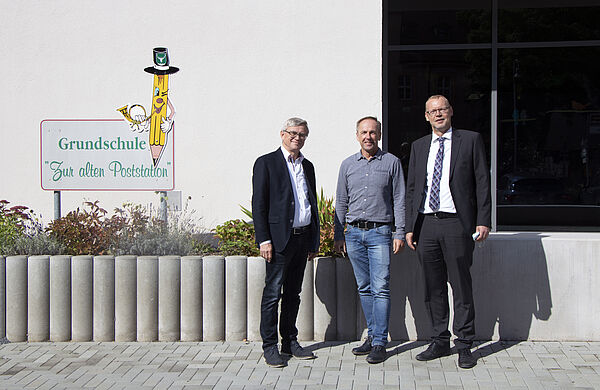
top-left (252, 117), bottom-right (320, 368)
top-left (405, 95), bottom-right (491, 369)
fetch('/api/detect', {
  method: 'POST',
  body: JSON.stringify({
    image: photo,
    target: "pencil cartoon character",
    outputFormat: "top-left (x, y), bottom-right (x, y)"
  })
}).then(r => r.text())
top-left (117, 47), bottom-right (179, 167)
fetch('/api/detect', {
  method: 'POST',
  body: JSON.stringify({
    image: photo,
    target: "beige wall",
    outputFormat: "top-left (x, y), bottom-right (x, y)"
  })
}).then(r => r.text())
top-left (0, 0), bottom-right (382, 226)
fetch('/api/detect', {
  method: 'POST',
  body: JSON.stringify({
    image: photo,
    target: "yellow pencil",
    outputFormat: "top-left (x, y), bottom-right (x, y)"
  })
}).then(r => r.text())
top-left (144, 48), bottom-right (179, 167)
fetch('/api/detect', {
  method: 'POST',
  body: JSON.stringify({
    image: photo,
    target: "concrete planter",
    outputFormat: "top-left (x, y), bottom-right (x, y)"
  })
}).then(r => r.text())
top-left (72, 256), bottom-right (93, 341)
top-left (181, 256), bottom-right (202, 341)
top-left (6, 256), bottom-right (27, 342)
top-left (50, 255), bottom-right (71, 341)
top-left (202, 256), bottom-right (225, 341)
top-left (225, 256), bottom-right (247, 341)
top-left (28, 255), bottom-right (50, 341)
top-left (1, 233), bottom-right (599, 342)
top-left (313, 256), bottom-right (337, 341)
top-left (115, 255), bottom-right (137, 341)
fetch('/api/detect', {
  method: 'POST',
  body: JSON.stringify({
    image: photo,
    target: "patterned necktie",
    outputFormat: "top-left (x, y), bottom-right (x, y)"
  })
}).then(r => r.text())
top-left (429, 137), bottom-right (445, 211)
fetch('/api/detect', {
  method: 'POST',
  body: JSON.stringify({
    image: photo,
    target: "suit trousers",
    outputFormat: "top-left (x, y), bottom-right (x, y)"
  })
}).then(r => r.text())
top-left (260, 232), bottom-right (309, 350)
top-left (416, 214), bottom-right (475, 349)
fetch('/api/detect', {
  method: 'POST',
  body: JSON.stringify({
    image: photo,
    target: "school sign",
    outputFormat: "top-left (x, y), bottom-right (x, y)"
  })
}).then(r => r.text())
top-left (40, 119), bottom-right (174, 190)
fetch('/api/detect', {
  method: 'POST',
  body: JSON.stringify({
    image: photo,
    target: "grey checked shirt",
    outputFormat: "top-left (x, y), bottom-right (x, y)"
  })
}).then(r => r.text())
top-left (334, 149), bottom-right (406, 240)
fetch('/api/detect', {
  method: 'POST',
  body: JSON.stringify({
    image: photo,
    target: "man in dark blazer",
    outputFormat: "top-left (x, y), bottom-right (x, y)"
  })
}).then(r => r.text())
top-left (405, 95), bottom-right (491, 369)
top-left (252, 117), bottom-right (320, 368)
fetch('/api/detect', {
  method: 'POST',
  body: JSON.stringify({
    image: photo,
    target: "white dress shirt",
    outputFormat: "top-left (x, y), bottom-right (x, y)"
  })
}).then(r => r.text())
top-left (280, 147), bottom-right (312, 227)
top-left (422, 128), bottom-right (457, 214)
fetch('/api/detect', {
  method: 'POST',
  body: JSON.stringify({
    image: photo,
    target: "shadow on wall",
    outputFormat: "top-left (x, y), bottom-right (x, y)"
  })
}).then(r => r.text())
top-left (388, 233), bottom-right (552, 342)
top-left (312, 233), bottom-right (552, 342)
top-left (472, 233), bottom-right (552, 341)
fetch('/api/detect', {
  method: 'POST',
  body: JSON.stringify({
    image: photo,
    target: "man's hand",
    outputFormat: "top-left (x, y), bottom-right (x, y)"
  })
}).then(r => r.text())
top-left (393, 238), bottom-right (405, 254)
top-left (333, 240), bottom-right (346, 255)
top-left (260, 242), bottom-right (273, 262)
top-left (308, 252), bottom-right (318, 261)
top-left (475, 225), bottom-right (490, 241)
top-left (406, 232), bottom-right (416, 250)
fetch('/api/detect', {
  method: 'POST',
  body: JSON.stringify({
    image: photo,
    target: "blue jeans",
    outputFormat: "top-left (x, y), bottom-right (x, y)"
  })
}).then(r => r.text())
top-left (345, 224), bottom-right (392, 347)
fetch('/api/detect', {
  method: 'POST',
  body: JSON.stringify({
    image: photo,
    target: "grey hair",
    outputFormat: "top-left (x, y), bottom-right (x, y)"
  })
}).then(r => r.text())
top-left (425, 95), bottom-right (451, 109)
top-left (281, 117), bottom-right (309, 132)
top-left (356, 116), bottom-right (381, 133)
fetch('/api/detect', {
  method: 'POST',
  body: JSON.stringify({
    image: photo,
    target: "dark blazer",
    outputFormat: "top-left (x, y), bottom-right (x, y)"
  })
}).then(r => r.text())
top-left (405, 129), bottom-right (491, 236)
top-left (252, 149), bottom-right (320, 253)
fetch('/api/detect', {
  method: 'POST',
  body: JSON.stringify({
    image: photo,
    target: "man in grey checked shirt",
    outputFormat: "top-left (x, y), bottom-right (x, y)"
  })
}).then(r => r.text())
top-left (334, 116), bottom-right (405, 364)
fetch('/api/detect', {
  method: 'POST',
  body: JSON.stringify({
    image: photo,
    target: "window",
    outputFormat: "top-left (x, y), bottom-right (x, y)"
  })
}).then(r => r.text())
top-left (384, 0), bottom-right (600, 230)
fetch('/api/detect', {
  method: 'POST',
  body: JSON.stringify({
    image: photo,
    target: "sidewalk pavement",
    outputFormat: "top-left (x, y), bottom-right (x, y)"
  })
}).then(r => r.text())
top-left (0, 340), bottom-right (598, 389)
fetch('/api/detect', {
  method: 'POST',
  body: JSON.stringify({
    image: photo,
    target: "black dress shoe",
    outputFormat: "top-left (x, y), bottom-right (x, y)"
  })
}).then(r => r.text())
top-left (281, 340), bottom-right (315, 360)
top-left (352, 336), bottom-right (372, 356)
top-left (263, 346), bottom-right (286, 368)
top-left (366, 345), bottom-right (387, 364)
top-left (458, 348), bottom-right (477, 369)
top-left (415, 342), bottom-right (451, 361)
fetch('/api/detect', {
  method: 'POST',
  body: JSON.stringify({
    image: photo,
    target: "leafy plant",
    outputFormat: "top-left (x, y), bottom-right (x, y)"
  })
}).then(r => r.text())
top-left (238, 189), bottom-right (340, 258)
top-left (214, 219), bottom-right (259, 257)
top-left (7, 234), bottom-right (65, 256)
top-left (317, 188), bottom-right (337, 257)
top-left (47, 201), bottom-right (116, 255)
top-left (109, 201), bottom-right (217, 256)
top-left (0, 200), bottom-right (47, 256)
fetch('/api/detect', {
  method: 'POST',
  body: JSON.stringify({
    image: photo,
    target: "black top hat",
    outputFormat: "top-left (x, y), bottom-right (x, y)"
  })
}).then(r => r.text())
top-left (144, 47), bottom-right (180, 75)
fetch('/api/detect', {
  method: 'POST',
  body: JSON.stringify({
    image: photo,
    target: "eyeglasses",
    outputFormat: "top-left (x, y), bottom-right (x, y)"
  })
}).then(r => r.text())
top-left (284, 130), bottom-right (308, 139)
top-left (426, 107), bottom-right (450, 116)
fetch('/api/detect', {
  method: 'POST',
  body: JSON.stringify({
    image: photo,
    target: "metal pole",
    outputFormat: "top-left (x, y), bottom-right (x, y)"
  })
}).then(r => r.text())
top-left (159, 191), bottom-right (167, 223)
top-left (53, 191), bottom-right (61, 220)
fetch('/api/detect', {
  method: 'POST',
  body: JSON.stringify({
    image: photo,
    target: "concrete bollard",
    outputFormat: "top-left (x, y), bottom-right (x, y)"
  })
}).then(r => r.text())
top-left (93, 256), bottom-right (115, 341)
top-left (50, 255), bottom-right (71, 341)
top-left (159, 256), bottom-right (180, 341)
top-left (72, 256), bottom-right (93, 341)
top-left (246, 256), bottom-right (265, 341)
top-left (115, 255), bottom-right (137, 341)
top-left (28, 256), bottom-right (50, 342)
top-left (297, 257), bottom-right (314, 341)
top-left (313, 256), bottom-right (337, 341)
top-left (336, 257), bottom-right (357, 340)
top-left (0, 256), bottom-right (5, 339)
top-left (6, 256), bottom-right (27, 342)
top-left (181, 256), bottom-right (202, 341)
top-left (137, 256), bottom-right (158, 341)
top-left (225, 256), bottom-right (247, 341)
top-left (202, 255), bottom-right (225, 341)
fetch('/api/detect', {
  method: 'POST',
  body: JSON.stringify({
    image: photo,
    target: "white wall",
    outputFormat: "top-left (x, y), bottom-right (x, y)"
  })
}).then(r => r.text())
top-left (0, 0), bottom-right (382, 227)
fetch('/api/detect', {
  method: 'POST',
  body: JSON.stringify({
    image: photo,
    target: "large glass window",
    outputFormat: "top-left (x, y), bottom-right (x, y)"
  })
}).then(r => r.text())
top-left (384, 0), bottom-right (600, 230)
top-left (499, 1), bottom-right (600, 42)
top-left (387, 50), bottom-right (491, 179)
top-left (387, 1), bottom-right (491, 45)
top-left (496, 47), bottom-right (600, 228)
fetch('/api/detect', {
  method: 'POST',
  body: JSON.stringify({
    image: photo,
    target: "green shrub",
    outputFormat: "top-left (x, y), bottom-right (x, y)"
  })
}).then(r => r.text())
top-left (236, 189), bottom-right (340, 258)
top-left (0, 200), bottom-right (45, 256)
top-left (214, 219), bottom-right (259, 257)
top-left (317, 189), bottom-right (337, 257)
top-left (47, 201), bottom-right (116, 255)
top-left (109, 202), bottom-right (217, 256)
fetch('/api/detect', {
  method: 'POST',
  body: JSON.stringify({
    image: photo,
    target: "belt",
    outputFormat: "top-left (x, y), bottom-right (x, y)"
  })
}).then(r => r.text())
top-left (424, 211), bottom-right (457, 219)
top-left (349, 221), bottom-right (390, 230)
top-left (292, 225), bottom-right (311, 235)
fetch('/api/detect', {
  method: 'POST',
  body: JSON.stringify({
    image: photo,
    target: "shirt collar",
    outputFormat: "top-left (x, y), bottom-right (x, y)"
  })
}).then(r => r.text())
top-left (431, 127), bottom-right (453, 144)
top-left (355, 148), bottom-right (384, 161)
top-left (280, 146), bottom-right (304, 163)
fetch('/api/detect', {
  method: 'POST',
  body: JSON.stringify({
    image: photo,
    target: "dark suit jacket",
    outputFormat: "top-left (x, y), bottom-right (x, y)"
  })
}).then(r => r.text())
top-left (252, 148), bottom-right (320, 253)
top-left (405, 129), bottom-right (491, 237)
